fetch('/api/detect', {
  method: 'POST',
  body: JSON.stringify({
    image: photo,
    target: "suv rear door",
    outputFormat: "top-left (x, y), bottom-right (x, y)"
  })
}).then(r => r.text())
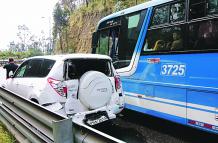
top-left (64, 61), bottom-right (79, 99)
top-left (63, 59), bottom-right (114, 114)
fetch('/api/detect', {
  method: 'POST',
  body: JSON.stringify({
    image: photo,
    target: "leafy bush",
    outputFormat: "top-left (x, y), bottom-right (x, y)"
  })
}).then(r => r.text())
top-left (0, 122), bottom-right (16, 143)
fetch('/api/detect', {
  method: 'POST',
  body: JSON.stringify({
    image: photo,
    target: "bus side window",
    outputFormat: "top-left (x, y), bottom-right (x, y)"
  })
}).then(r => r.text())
top-left (170, 2), bottom-right (185, 23)
top-left (146, 26), bottom-right (185, 52)
top-left (190, 0), bottom-right (207, 19)
top-left (188, 20), bottom-right (218, 50)
top-left (208, 0), bottom-right (218, 14)
top-left (151, 5), bottom-right (169, 26)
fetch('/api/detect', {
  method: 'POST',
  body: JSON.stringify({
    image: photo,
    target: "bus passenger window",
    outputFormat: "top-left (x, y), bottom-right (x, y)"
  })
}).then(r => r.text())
top-left (145, 26), bottom-right (185, 53)
top-left (188, 20), bottom-right (218, 50)
top-left (170, 2), bottom-right (185, 23)
top-left (189, 0), bottom-right (207, 19)
top-left (171, 31), bottom-right (183, 51)
top-left (152, 5), bottom-right (169, 26)
top-left (208, 0), bottom-right (218, 14)
top-left (153, 40), bottom-right (165, 51)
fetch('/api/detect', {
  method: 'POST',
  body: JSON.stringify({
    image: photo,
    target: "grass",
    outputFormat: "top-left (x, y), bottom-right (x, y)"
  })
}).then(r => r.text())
top-left (0, 122), bottom-right (16, 143)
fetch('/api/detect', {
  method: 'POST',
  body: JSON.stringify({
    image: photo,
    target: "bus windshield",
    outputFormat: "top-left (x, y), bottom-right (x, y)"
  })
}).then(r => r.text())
top-left (96, 10), bottom-right (146, 69)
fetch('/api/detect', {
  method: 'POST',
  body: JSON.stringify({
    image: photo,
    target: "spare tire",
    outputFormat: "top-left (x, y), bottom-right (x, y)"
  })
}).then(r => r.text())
top-left (78, 71), bottom-right (112, 109)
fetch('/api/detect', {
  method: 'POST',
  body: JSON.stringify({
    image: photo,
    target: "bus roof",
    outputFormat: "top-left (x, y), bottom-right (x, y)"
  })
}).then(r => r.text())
top-left (97, 0), bottom-right (173, 29)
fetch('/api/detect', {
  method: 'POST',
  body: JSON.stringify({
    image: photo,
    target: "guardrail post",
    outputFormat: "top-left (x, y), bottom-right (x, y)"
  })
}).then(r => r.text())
top-left (52, 118), bottom-right (74, 143)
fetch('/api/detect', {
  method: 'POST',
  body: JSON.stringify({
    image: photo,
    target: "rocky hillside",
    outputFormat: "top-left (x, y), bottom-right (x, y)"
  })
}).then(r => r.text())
top-left (53, 0), bottom-right (147, 54)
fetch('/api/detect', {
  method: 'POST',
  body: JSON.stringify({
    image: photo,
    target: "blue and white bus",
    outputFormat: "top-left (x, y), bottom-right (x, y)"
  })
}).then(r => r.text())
top-left (91, 0), bottom-right (218, 134)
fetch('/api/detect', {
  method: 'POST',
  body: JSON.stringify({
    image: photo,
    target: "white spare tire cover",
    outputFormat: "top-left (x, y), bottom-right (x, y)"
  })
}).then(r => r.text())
top-left (79, 71), bottom-right (112, 109)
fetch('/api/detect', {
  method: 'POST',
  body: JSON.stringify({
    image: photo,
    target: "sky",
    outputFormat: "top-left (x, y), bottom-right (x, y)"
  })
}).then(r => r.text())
top-left (0, 0), bottom-right (58, 50)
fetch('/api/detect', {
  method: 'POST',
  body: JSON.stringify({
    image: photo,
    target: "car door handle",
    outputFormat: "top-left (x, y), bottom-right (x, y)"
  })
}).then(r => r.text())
top-left (29, 84), bottom-right (34, 88)
top-left (15, 82), bottom-right (19, 85)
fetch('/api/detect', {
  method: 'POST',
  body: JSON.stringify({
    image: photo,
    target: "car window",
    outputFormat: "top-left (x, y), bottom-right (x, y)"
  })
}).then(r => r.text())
top-left (14, 59), bottom-right (55, 78)
top-left (39, 59), bottom-right (55, 77)
top-left (15, 61), bottom-right (29, 78)
top-left (24, 59), bottom-right (43, 77)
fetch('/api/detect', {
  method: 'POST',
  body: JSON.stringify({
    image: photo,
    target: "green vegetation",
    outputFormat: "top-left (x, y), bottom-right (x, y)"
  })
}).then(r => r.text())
top-left (0, 48), bottom-right (43, 60)
top-left (53, 0), bottom-right (148, 54)
top-left (0, 122), bottom-right (16, 143)
top-left (1, 24), bottom-right (47, 60)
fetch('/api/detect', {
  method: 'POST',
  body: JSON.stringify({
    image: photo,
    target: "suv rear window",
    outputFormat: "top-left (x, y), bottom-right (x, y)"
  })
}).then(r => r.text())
top-left (65, 59), bottom-right (113, 80)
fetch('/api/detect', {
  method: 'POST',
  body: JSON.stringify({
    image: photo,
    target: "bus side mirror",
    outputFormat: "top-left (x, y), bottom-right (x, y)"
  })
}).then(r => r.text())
top-left (91, 32), bottom-right (98, 53)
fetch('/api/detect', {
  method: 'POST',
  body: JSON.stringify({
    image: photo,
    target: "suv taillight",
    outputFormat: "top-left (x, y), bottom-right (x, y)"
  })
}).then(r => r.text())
top-left (63, 86), bottom-right (68, 95)
top-left (47, 77), bottom-right (66, 96)
top-left (114, 75), bottom-right (121, 91)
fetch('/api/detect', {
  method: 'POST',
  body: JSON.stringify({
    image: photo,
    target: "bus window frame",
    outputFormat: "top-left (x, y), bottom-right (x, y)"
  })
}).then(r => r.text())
top-left (96, 9), bottom-right (147, 69)
top-left (150, 0), bottom-right (186, 28)
top-left (188, 0), bottom-right (218, 21)
top-left (95, 16), bottom-right (122, 55)
top-left (98, 17), bottom-right (122, 31)
top-left (141, 0), bottom-right (218, 56)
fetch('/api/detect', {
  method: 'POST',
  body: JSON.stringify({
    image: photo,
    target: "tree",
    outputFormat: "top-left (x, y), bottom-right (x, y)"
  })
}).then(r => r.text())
top-left (53, 2), bottom-right (70, 53)
top-left (9, 41), bottom-right (16, 52)
top-left (61, 0), bottom-right (75, 12)
top-left (85, 0), bottom-right (89, 7)
top-left (8, 24), bottom-right (46, 56)
top-left (114, 1), bottom-right (126, 12)
top-left (17, 24), bottom-right (31, 51)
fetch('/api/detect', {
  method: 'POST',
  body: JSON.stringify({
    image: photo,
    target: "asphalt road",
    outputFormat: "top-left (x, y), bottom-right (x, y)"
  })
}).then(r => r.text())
top-left (94, 109), bottom-right (218, 143)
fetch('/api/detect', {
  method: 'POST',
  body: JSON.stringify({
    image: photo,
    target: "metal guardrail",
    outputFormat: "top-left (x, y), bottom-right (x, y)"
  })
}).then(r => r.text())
top-left (0, 87), bottom-right (73, 143)
top-left (0, 87), bottom-right (126, 143)
top-left (0, 60), bottom-right (7, 66)
top-left (0, 60), bottom-right (23, 66)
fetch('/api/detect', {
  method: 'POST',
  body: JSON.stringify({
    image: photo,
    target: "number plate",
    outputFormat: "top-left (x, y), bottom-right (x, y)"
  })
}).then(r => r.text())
top-left (86, 115), bottom-right (108, 126)
top-left (84, 111), bottom-right (109, 126)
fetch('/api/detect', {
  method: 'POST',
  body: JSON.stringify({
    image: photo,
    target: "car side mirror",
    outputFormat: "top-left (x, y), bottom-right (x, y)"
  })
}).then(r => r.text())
top-left (9, 71), bottom-right (14, 78)
top-left (91, 32), bottom-right (98, 53)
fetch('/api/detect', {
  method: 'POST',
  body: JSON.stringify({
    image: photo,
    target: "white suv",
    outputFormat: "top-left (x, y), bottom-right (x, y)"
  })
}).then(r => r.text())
top-left (4, 54), bottom-right (124, 125)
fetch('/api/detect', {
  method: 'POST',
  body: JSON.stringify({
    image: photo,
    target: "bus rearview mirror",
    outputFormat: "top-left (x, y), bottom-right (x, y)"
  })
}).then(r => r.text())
top-left (91, 32), bottom-right (98, 53)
